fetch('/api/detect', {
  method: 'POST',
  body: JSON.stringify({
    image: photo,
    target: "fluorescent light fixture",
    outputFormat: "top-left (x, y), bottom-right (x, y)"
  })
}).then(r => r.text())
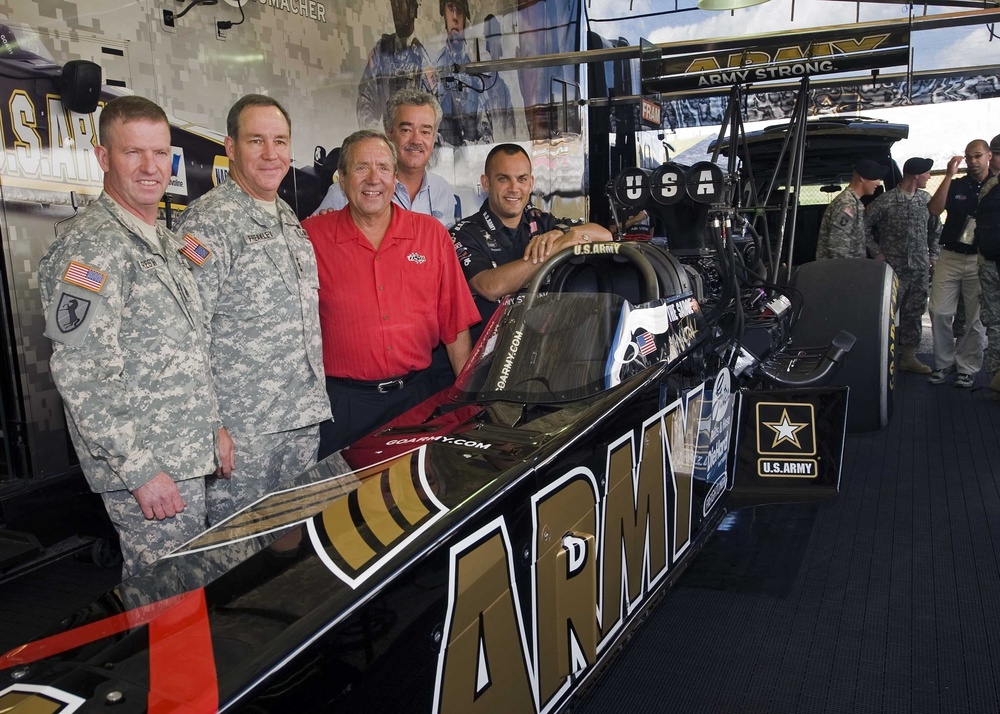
top-left (698, 0), bottom-right (771, 10)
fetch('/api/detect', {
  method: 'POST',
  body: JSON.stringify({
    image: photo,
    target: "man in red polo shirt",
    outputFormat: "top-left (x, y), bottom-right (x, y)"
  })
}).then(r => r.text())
top-left (303, 129), bottom-right (479, 457)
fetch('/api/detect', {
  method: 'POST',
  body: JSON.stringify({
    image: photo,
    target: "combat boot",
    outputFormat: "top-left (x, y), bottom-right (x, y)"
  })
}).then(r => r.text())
top-left (990, 372), bottom-right (1000, 401)
top-left (899, 350), bottom-right (931, 374)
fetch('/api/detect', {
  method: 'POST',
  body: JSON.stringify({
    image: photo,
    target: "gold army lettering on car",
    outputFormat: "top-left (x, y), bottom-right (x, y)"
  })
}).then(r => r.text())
top-left (433, 387), bottom-right (704, 714)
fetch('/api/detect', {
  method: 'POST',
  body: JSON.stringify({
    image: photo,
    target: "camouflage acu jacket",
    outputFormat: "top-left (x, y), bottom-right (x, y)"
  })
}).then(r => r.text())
top-left (38, 193), bottom-right (218, 494)
top-left (867, 187), bottom-right (941, 270)
top-left (174, 179), bottom-right (331, 436)
top-left (816, 187), bottom-right (877, 260)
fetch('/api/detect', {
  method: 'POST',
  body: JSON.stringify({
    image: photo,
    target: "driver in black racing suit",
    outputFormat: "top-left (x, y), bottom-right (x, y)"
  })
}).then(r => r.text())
top-left (450, 143), bottom-right (611, 339)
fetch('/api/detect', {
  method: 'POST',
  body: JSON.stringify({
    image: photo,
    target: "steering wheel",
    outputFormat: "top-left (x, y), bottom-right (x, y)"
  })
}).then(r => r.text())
top-left (523, 242), bottom-right (661, 306)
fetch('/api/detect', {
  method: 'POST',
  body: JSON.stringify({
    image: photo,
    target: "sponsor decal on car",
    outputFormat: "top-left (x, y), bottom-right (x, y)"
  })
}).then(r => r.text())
top-left (755, 402), bottom-right (818, 478)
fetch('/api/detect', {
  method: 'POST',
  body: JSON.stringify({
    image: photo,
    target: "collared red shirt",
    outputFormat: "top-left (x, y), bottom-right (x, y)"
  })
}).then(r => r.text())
top-left (303, 205), bottom-right (479, 380)
top-left (314, 170), bottom-right (456, 227)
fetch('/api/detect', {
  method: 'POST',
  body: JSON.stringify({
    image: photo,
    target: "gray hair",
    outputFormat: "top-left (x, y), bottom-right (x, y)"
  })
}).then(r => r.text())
top-left (338, 129), bottom-right (398, 175)
top-left (227, 94), bottom-right (291, 140)
top-left (384, 89), bottom-right (443, 132)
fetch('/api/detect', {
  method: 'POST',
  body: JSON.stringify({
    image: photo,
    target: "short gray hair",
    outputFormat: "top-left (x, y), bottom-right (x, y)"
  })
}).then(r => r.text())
top-left (338, 129), bottom-right (398, 175)
top-left (385, 89), bottom-right (443, 132)
top-left (227, 94), bottom-right (291, 140)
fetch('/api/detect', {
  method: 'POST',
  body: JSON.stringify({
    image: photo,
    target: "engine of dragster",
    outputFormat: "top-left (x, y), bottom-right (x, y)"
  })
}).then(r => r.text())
top-left (541, 163), bottom-right (855, 390)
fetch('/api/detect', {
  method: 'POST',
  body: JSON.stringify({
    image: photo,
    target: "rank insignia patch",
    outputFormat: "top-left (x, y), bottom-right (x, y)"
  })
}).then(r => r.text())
top-left (62, 261), bottom-right (106, 293)
top-left (56, 293), bottom-right (91, 334)
top-left (181, 234), bottom-right (211, 266)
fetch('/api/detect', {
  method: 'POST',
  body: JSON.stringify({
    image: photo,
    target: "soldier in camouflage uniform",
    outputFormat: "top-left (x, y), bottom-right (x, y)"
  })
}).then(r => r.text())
top-left (38, 96), bottom-right (218, 576)
top-left (482, 13), bottom-right (517, 142)
top-left (174, 95), bottom-right (331, 525)
top-left (357, 0), bottom-right (436, 130)
top-left (867, 157), bottom-right (939, 374)
top-left (976, 135), bottom-right (1000, 397)
top-left (815, 159), bottom-right (886, 260)
top-left (435, 0), bottom-right (492, 147)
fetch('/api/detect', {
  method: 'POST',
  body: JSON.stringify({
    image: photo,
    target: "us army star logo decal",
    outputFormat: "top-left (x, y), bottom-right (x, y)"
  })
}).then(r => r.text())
top-left (763, 408), bottom-right (806, 449)
top-left (755, 402), bottom-right (817, 457)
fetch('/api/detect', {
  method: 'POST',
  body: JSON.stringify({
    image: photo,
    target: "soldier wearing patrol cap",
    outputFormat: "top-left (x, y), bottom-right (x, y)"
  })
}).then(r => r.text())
top-left (174, 94), bottom-right (332, 525)
top-left (436, 0), bottom-right (492, 146)
top-left (37, 95), bottom-right (219, 576)
top-left (357, 0), bottom-right (436, 130)
top-left (815, 158), bottom-right (886, 261)
top-left (866, 157), bottom-right (940, 374)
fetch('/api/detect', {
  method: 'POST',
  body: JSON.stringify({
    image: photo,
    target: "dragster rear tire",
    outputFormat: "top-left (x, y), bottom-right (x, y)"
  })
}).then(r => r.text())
top-left (789, 258), bottom-right (897, 432)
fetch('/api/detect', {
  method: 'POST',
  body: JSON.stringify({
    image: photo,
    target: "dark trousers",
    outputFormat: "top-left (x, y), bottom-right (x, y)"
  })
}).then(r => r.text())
top-left (318, 370), bottom-right (435, 459)
top-left (428, 343), bottom-right (456, 392)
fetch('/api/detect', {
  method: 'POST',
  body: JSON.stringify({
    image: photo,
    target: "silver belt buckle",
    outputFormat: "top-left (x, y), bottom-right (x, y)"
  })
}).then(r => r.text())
top-left (377, 378), bottom-right (404, 393)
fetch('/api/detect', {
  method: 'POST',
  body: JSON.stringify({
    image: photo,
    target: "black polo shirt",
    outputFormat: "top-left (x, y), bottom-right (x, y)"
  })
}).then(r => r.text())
top-left (940, 173), bottom-right (987, 254)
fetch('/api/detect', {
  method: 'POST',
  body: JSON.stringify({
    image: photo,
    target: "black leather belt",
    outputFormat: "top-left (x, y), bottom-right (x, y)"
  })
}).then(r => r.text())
top-left (328, 371), bottom-right (417, 393)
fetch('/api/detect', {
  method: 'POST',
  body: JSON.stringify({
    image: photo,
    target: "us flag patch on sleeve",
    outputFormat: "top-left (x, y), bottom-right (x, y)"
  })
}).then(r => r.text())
top-left (180, 233), bottom-right (211, 266)
top-left (62, 261), bottom-right (107, 293)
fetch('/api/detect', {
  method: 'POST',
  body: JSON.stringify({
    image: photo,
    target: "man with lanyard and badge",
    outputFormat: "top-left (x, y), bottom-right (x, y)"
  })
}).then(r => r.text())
top-left (450, 143), bottom-right (612, 339)
top-left (174, 94), bottom-right (332, 524)
top-left (38, 96), bottom-right (219, 576)
top-left (927, 139), bottom-right (992, 388)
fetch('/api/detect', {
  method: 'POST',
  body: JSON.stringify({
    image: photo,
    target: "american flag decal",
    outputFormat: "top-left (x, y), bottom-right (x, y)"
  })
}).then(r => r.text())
top-left (181, 234), bottom-right (211, 266)
top-left (636, 330), bottom-right (657, 356)
top-left (63, 261), bottom-right (107, 293)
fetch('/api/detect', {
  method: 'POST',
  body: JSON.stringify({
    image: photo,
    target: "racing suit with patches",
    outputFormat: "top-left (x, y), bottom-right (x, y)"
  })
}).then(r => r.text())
top-left (450, 201), bottom-right (577, 333)
top-left (357, 33), bottom-right (436, 130)
top-left (38, 192), bottom-right (218, 575)
top-left (866, 187), bottom-right (940, 350)
top-left (815, 187), bottom-right (878, 260)
top-left (175, 179), bottom-right (332, 524)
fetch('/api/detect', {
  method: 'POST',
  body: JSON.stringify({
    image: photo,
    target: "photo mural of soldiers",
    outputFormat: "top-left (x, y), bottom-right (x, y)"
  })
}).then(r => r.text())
top-left (357, 0), bottom-right (437, 129)
top-left (436, 0), bottom-right (492, 146)
top-left (516, 0), bottom-right (579, 140)
top-left (482, 13), bottom-right (516, 142)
